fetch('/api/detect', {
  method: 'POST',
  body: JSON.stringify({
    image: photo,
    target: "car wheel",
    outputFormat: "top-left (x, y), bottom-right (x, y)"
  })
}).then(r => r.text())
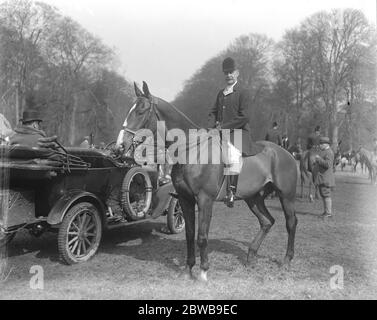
top-left (167, 197), bottom-right (185, 234)
top-left (121, 167), bottom-right (153, 221)
top-left (58, 202), bottom-right (102, 265)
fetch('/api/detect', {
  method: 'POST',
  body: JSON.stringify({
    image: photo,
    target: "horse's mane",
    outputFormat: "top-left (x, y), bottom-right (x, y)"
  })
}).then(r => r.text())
top-left (154, 97), bottom-right (201, 130)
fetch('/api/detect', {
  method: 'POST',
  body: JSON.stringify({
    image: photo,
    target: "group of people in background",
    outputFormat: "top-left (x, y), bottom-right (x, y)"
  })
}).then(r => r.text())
top-left (264, 121), bottom-right (290, 151)
top-left (265, 123), bottom-right (334, 217)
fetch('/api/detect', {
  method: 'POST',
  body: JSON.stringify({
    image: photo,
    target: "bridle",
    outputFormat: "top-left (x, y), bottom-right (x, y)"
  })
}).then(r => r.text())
top-left (121, 95), bottom-right (201, 155)
top-left (122, 96), bottom-right (160, 154)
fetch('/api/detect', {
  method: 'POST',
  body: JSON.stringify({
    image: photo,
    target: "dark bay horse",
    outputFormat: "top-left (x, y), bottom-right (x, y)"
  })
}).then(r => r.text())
top-left (294, 150), bottom-right (317, 201)
top-left (353, 152), bottom-right (366, 173)
top-left (357, 147), bottom-right (376, 184)
top-left (119, 82), bottom-right (298, 281)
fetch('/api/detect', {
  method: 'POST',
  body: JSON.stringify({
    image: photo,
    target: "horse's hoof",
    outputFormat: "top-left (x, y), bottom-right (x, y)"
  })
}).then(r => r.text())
top-left (281, 257), bottom-right (292, 270)
top-left (245, 254), bottom-right (258, 268)
top-left (197, 270), bottom-right (208, 282)
top-left (179, 267), bottom-right (193, 280)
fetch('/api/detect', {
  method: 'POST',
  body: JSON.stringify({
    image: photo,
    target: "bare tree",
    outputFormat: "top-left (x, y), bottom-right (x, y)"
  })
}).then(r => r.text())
top-left (303, 9), bottom-right (374, 148)
top-left (44, 16), bottom-right (114, 144)
top-left (0, 0), bottom-right (58, 122)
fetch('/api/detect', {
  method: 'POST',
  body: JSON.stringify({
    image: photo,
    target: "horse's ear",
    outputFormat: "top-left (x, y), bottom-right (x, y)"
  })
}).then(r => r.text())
top-left (134, 82), bottom-right (143, 97)
top-left (142, 81), bottom-right (152, 98)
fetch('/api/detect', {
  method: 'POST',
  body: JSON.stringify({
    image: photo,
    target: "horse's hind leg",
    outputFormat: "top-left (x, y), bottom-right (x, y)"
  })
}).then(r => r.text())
top-left (279, 196), bottom-right (298, 266)
top-left (244, 195), bottom-right (275, 265)
top-left (179, 195), bottom-right (196, 279)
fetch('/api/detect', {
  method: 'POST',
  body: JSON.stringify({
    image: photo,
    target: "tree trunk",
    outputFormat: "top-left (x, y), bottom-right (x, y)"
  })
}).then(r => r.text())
top-left (69, 93), bottom-right (78, 146)
top-left (15, 82), bottom-right (21, 124)
top-left (330, 105), bottom-right (338, 150)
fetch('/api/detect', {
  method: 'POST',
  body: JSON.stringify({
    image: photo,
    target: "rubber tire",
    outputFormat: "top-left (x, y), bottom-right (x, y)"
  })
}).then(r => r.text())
top-left (58, 202), bottom-right (102, 265)
top-left (121, 167), bottom-right (153, 221)
top-left (167, 197), bottom-right (185, 234)
top-left (0, 232), bottom-right (16, 248)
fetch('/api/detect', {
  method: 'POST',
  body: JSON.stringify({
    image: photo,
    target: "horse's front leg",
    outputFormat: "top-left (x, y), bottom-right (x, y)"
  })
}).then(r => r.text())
top-left (179, 195), bottom-right (196, 279)
top-left (196, 193), bottom-right (214, 282)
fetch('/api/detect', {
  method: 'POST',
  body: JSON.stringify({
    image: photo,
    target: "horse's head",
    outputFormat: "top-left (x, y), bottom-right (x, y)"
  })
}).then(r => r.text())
top-left (116, 81), bottom-right (159, 154)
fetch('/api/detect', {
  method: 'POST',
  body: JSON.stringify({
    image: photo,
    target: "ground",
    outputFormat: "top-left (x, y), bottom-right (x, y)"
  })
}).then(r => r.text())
top-left (1, 166), bottom-right (377, 299)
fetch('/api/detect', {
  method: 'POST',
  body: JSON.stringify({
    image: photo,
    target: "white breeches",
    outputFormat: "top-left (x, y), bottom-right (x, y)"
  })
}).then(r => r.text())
top-left (222, 141), bottom-right (243, 175)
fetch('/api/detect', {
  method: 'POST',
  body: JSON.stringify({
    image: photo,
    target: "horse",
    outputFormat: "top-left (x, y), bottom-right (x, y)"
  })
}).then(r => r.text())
top-left (353, 151), bottom-right (366, 174)
top-left (357, 147), bottom-right (377, 184)
top-left (298, 150), bottom-right (319, 201)
top-left (287, 146), bottom-right (315, 201)
top-left (118, 82), bottom-right (298, 282)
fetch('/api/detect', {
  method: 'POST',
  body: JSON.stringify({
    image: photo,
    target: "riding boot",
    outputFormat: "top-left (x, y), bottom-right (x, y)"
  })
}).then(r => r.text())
top-left (225, 175), bottom-right (238, 208)
top-left (322, 197), bottom-right (332, 217)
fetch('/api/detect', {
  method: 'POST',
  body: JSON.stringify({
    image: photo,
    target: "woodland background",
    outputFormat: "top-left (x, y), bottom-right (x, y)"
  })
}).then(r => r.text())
top-left (0, 0), bottom-right (376, 150)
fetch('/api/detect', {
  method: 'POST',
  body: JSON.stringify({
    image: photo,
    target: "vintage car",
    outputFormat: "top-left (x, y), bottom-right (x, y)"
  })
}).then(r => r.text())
top-left (0, 144), bottom-right (184, 264)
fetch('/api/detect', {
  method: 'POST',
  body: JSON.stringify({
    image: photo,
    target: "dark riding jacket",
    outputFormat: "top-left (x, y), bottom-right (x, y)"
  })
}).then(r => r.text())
top-left (307, 133), bottom-right (321, 150)
top-left (314, 147), bottom-right (335, 187)
top-left (9, 125), bottom-right (46, 148)
top-left (208, 82), bottom-right (262, 156)
top-left (265, 128), bottom-right (282, 146)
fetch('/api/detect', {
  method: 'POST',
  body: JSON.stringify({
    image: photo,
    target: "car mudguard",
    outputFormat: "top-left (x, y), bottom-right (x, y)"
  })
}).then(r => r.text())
top-left (47, 189), bottom-right (106, 225)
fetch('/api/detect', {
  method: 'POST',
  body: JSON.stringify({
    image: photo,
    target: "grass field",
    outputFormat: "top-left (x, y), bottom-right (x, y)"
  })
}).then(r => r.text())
top-left (1, 167), bottom-right (376, 299)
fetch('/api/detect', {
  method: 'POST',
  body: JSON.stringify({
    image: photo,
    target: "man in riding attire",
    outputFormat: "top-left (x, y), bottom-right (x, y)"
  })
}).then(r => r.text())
top-left (281, 133), bottom-right (289, 150)
top-left (208, 57), bottom-right (262, 208)
top-left (265, 122), bottom-right (282, 146)
top-left (307, 125), bottom-right (321, 150)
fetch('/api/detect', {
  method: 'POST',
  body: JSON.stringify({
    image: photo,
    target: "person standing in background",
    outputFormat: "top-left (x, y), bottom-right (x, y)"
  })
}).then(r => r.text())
top-left (265, 122), bottom-right (282, 147)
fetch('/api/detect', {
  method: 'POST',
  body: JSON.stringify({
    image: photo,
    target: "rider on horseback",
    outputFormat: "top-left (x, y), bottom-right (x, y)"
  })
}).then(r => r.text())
top-left (208, 57), bottom-right (262, 208)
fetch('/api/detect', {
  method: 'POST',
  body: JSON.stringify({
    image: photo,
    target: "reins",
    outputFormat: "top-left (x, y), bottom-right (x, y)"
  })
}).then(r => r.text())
top-left (123, 96), bottom-right (202, 150)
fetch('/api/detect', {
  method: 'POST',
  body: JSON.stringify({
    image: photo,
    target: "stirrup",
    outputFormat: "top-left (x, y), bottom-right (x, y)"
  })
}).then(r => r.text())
top-left (224, 188), bottom-right (236, 208)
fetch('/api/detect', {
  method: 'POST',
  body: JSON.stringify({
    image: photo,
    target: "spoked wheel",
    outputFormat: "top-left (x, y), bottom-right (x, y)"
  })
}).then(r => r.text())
top-left (0, 231), bottom-right (16, 248)
top-left (58, 202), bottom-right (102, 265)
top-left (167, 197), bottom-right (185, 234)
top-left (121, 167), bottom-right (153, 221)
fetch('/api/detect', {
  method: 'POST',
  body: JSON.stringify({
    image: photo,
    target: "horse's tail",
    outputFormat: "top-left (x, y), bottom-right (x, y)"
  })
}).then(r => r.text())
top-left (267, 142), bottom-right (298, 200)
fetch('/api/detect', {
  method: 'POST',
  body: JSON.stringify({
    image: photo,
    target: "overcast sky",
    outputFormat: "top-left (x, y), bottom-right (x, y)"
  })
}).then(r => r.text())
top-left (41, 0), bottom-right (376, 101)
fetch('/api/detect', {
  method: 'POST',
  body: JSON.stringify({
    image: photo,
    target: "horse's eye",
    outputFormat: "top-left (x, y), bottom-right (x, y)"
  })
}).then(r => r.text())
top-left (137, 104), bottom-right (150, 114)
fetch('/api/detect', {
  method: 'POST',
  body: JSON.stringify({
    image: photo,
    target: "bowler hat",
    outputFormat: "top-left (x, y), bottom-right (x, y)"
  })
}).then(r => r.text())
top-left (222, 57), bottom-right (236, 73)
top-left (319, 136), bottom-right (330, 144)
top-left (20, 109), bottom-right (42, 123)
